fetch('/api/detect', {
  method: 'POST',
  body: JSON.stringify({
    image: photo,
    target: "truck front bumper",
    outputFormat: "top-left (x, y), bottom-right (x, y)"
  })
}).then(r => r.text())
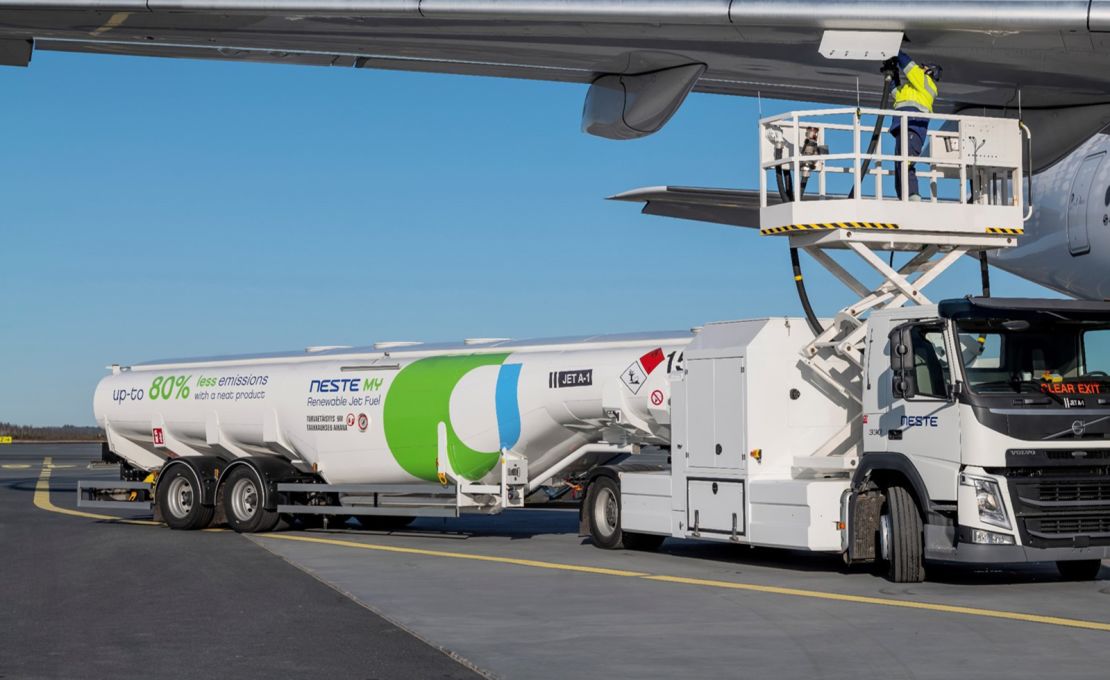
top-left (926, 525), bottom-right (1110, 563)
top-left (940, 543), bottom-right (1110, 564)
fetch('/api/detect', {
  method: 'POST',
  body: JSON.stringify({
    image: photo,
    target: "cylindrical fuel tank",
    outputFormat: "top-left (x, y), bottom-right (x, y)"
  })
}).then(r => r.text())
top-left (94, 332), bottom-right (692, 484)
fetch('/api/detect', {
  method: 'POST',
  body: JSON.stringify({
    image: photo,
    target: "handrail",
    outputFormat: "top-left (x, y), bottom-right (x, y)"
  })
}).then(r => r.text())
top-left (1021, 121), bottom-right (1034, 222)
top-left (760, 106), bottom-right (997, 126)
top-left (760, 107), bottom-right (1024, 208)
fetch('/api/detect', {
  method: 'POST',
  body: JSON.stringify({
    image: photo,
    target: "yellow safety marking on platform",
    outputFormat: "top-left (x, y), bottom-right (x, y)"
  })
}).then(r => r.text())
top-left (761, 222), bottom-right (900, 236)
top-left (985, 227), bottom-right (1024, 235)
top-left (90, 12), bottom-right (130, 36)
top-left (257, 533), bottom-right (650, 578)
top-left (255, 532), bottom-right (1110, 634)
top-left (34, 457), bottom-right (160, 526)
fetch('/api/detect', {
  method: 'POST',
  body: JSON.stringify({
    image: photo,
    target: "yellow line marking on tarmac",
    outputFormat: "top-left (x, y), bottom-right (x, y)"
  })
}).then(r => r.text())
top-left (31, 460), bottom-right (1110, 633)
top-left (258, 533), bottom-right (649, 577)
top-left (2, 464), bottom-right (31, 469)
top-left (641, 575), bottom-right (1110, 632)
top-left (256, 533), bottom-right (1110, 634)
top-left (35, 456), bottom-right (160, 526)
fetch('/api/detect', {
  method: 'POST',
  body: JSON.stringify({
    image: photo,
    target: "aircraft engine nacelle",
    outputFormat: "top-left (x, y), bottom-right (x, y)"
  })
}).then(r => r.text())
top-left (582, 61), bottom-right (705, 140)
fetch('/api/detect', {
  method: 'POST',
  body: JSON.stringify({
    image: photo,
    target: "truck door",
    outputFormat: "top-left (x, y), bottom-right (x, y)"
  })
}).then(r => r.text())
top-left (684, 357), bottom-right (746, 471)
top-left (883, 322), bottom-right (961, 468)
top-left (1067, 151), bottom-right (1104, 256)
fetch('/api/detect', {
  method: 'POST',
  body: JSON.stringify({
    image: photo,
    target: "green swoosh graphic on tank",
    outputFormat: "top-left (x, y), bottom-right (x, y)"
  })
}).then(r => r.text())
top-left (382, 353), bottom-right (510, 481)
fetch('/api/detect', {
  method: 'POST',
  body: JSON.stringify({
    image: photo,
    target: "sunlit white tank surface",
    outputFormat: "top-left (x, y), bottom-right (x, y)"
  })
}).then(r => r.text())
top-left (93, 332), bottom-right (693, 484)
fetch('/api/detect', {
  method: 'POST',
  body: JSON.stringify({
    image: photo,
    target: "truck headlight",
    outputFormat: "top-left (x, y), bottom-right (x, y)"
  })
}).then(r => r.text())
top-left (960, 474), bottom-right (1011, 529)
top-left (970, 529), bottom-right (1015, 545)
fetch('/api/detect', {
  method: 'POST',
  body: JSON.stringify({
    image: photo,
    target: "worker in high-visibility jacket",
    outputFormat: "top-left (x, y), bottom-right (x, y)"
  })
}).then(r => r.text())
top-left (886, 52), bottom-right (942, 200)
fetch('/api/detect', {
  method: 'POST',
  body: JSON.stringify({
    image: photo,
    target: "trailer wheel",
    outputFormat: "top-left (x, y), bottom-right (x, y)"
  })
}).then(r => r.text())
top-left (882, 484), bottom-right (925, 583)
top-left (1056, 560), bottom-right (1104, 581)
top-left (223, 466), bottom-right (279, 534)
top-left (157, 465), bottom-right (215, 531)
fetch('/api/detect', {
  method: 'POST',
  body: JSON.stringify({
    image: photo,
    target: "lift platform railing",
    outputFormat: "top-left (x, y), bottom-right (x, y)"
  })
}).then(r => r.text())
top-left (759, 107), bottom-right (1028, 214)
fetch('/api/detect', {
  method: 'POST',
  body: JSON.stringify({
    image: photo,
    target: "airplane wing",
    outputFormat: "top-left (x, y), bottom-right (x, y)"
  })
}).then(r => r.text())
top-left (3, 1), bottom-right (1110, 159)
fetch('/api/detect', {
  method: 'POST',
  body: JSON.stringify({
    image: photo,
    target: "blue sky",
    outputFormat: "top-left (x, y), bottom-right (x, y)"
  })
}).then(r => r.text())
top-left (1, 52), bottom-right (1051, 426)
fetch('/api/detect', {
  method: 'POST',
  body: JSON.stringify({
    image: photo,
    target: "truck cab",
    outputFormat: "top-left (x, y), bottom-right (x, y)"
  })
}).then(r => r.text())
top-left (860, 297), bottom-right (1110, 575)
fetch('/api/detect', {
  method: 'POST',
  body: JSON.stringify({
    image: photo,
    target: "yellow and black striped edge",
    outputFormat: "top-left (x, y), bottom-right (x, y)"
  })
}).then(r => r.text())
top-left (760, 222), bottom-right (899, 236)
top-left (985, 227), bottom-right (1024, 235)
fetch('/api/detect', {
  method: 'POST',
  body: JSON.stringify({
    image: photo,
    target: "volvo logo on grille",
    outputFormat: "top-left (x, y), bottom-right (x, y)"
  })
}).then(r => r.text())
top-left (1071, 420), bottom-right (1087, 437)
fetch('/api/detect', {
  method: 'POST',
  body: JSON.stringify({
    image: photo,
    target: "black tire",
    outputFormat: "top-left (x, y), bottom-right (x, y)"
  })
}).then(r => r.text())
top-left (222, 466), bottom-right (280, 534)
top-left (623, 531), bottom-right (666, 552)
top-left (1057, 559), bottom-right (1104, 581)
top-left (585, 477), bottom-right (626, 549)
top-left (352, 515), bottom-right (415, 531)
top-left (156, 465), bottom-right (215, 531)
top-left (884, 485), bottom-right (925, 583)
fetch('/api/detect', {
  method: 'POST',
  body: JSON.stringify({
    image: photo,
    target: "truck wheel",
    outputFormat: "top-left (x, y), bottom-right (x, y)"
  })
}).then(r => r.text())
top-left (586, 477), bottom-right (626, 549)
top-left (1056, 560), bottom-right (1104, 581)
top-left (223, 466), bottom-right (280, 534)
top-left (883, 485), bottom-right (925, 583)
top-left (157, 465), bottom-right (215, 531)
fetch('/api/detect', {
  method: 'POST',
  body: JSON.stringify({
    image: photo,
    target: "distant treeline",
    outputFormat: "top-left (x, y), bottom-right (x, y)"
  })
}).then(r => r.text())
top-left (0, 423), bottom-right (105, 441)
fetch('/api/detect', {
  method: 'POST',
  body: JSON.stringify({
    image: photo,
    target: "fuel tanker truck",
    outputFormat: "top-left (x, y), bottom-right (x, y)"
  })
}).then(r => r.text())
top-left (82, 109), bottom-right (1110, 581)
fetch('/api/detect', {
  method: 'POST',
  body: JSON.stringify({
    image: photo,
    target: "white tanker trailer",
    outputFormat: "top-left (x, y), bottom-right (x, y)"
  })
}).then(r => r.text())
top-left (88, 332), bottom-right (692, 534)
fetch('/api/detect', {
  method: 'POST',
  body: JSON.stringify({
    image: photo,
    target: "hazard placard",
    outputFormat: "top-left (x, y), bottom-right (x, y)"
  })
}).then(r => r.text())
top-left (621, 361), bottom-right (648, 394)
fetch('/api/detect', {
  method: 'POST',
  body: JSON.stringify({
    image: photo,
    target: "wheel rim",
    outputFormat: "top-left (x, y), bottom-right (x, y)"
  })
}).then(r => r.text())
top-left (879, 513), bottom-right (892, 561)
top-left (165, 476), bottom-right (194, 519)
top-left (593, 486), bottom-right (618, 538)
top-left (230, 477), bottom-right (259, 521)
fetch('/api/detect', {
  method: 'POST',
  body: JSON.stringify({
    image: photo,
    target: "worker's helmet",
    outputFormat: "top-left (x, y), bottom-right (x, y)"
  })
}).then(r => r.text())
top-left (924, 64), bottom-right (943, 82)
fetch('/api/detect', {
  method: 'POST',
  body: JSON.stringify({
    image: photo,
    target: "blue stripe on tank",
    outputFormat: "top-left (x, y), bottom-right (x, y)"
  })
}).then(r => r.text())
top-left (495, 363), bottom-right (522, 450)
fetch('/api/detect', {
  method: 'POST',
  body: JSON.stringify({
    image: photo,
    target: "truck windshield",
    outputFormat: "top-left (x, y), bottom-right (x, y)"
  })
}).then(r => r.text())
top-left (955, 320), bottom-right (1110, 395)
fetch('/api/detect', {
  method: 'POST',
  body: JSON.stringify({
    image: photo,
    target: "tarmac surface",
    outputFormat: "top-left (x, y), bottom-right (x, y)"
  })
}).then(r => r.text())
top-left (4, 443), bottom-right (1110, 679)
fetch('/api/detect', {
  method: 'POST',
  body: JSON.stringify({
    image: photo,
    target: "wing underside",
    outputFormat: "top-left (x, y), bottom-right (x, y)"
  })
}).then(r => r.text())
top-left (3, 1), bottom-right (1110, 112)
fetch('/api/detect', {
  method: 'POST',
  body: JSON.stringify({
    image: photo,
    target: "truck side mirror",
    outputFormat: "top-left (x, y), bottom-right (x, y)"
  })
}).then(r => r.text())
top-left (889, 327), bottom-right (918, 399)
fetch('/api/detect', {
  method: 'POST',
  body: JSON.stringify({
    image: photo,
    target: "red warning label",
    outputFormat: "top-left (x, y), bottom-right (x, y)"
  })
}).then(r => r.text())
top-left (640, 348), bottom-right (665, 374)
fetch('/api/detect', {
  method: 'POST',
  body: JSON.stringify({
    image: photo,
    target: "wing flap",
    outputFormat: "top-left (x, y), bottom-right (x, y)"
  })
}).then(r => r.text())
top-left (609, 185), bottom-right (777, 229)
